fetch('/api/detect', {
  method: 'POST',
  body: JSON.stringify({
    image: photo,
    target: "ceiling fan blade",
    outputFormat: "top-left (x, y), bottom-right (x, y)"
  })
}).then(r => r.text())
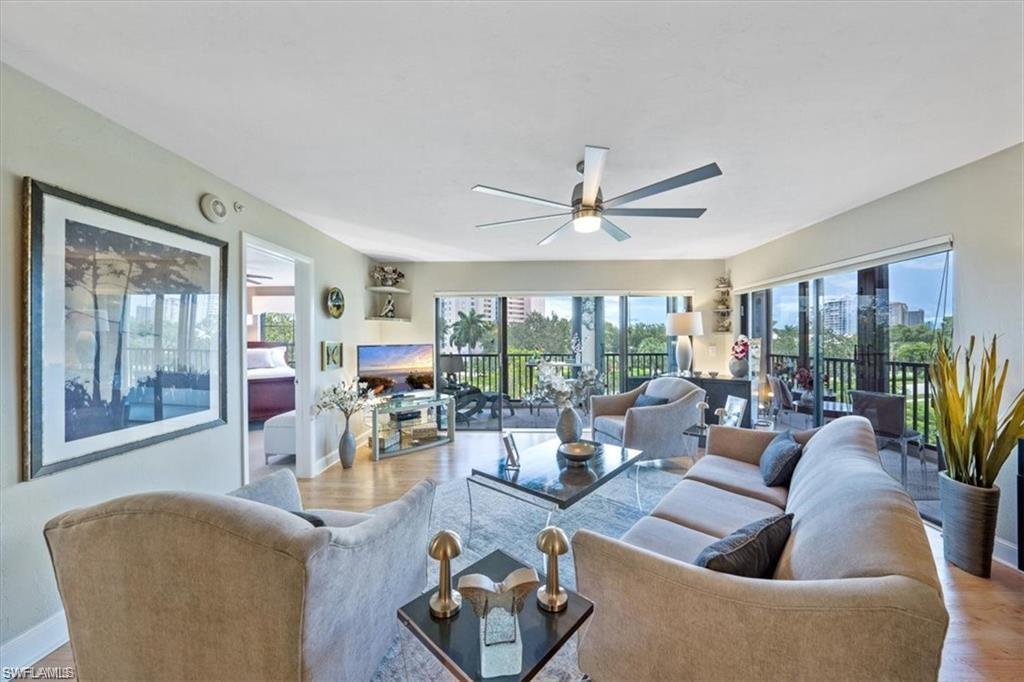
top-left (603, 208), bottom-right (707, 218)
top-left (472, 185), bottom-right (570, 210)
top-left (600, 218), bottom-right (631, 242)
top-left (246, 273), bottom-right (272, 279)
top-left (603, 162), bottom-right (722, 208)
top-left (476, 212), bottom-right (570, 229)
top-left (537, 220), bottom-right (574, 246)
top-left (582, 145), bottom-right (609, 207)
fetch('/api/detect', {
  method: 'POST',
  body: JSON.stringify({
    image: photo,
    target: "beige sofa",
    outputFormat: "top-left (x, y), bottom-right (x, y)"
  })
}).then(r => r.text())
top-left (573, 416), bottom-right (948, 681)
top-left (44, 470), bottom-right (435, 681)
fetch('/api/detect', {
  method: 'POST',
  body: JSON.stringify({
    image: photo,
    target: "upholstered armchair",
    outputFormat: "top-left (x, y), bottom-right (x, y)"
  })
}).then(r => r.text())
top-left (44, 470), bottom-right (435, 681)
top-left (590, 377), bottom-right (706, 460)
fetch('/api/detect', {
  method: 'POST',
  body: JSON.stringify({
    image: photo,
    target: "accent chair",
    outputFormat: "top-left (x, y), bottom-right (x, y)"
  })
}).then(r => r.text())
top-left (44, 470), bottom-right (435, 681)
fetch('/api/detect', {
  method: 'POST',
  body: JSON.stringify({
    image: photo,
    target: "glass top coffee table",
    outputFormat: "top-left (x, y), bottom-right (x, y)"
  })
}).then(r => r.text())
top-left (466, 437), bottom-right (643, 546)
top-left (397, 549), bottom-right (593, 682)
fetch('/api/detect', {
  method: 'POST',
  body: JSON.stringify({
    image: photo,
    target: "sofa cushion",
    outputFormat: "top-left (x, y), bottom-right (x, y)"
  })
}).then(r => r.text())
top-left (776, 416), bottom-right (941, 591)
top-left (759, 431), bottom-right (803, 486)
top-left (651, 479), bottom-right (784, 538)
top-left (634, 394), bottom-right (669, 407)
top-left (695, 513), bottom-right (794, 578)
top-left (593, 415), bottom-right (626, 441)
top-left (620, 516), bottom-right (719, 564)
top-left (685, 454), bottom-right (788, 508)
top-left (644, 376), bottom-right (698, 403)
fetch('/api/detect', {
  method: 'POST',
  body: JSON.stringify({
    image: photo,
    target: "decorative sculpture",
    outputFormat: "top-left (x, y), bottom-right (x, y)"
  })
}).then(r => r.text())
top-left (428, 530), bottom-right (463, 618)
top-left (379, 293), bottom-right (396, 318)
top-left (536, 526), bottom-right (570, 612)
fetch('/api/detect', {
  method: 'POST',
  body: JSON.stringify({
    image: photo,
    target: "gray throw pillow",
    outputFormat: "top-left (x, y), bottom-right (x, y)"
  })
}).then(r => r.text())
top-left (290, 511), bottom-right (326, 527)
top-left (634, 394), bottom-right (669, 407)
top-left (694, 513), bottom-right (793, 578)
top-left (760, 431), bottom-right (803, 486)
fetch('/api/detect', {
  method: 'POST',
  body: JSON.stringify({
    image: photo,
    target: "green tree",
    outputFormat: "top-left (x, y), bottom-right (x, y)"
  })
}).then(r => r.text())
top-left (506, 312), bottom-right (571, 354)
top-left (449, 309), bottom-right (493, 352)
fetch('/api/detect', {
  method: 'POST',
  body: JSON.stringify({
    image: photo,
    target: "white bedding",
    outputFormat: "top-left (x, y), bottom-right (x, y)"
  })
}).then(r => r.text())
top-left (247, 366), bottom-right (295, 380)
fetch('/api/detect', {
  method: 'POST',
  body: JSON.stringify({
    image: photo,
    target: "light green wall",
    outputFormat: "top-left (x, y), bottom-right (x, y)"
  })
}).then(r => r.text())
top-left (727, 144), bottom-right (1024, 551)
top-left (0, 65), bottom-right (375, 646)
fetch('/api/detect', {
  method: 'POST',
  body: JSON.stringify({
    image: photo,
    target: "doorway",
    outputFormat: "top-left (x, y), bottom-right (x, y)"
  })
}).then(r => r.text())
top-left (240, 235), bottom-right (315, 483)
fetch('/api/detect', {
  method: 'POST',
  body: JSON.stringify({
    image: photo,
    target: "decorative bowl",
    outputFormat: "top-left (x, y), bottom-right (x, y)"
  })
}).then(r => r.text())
top-left (708, 371), bottom-right (719, 378)
top-left (558, 441), bottom-right (600, 467)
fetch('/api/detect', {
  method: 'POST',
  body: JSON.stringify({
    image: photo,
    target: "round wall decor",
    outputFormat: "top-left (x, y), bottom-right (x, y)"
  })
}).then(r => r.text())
top-left (325, 287), bottom-right (345, 318)
top-left (199, 193), bottom-right (228, 223)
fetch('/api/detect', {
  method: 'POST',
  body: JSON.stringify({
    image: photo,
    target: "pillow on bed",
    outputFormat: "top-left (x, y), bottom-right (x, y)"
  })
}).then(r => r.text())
top-left (269, 346), bottom-right (289, 367)
top-left (247, 348), bottom-right (277, 369)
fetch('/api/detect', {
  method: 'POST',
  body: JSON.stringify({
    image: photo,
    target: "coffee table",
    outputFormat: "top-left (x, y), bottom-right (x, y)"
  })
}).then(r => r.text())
top-left (466, 438), bottom-right (643, 546)
top-left (397, 549), bottom-right (593, 682)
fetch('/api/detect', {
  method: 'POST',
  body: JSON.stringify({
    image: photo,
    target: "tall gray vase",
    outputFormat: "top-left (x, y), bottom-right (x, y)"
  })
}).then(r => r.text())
top-left (556, 407), bottom-right (582, 444)
top-left (338, 425), bottom-right (357, 469)
top-left (939, 472), bottom-right (1000, 578)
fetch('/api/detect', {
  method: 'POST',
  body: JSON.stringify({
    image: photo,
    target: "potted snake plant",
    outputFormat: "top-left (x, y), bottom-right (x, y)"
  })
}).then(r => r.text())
top-left (930, 336), bottom-right (1024, 577)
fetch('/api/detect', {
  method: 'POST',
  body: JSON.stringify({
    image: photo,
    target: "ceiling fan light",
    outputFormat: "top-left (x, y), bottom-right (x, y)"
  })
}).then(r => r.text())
top-left (572, 208), bottom-right (601, 233)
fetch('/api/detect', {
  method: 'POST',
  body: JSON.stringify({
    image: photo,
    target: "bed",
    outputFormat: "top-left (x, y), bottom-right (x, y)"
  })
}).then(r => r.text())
top-left (247, 341), bottom-right (295, 422)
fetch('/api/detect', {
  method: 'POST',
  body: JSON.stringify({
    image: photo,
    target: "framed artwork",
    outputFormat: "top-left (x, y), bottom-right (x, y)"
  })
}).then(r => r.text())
top-left (321, 341), bottom-right (343, 370)
top-left (325, 287), bottom-right (345, 318)
top-left (24, 179), bottom-right (228, 478)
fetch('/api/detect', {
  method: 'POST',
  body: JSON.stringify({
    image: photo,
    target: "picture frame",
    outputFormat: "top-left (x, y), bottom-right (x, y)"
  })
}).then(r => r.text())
top-left (321, 341), bottom-right (343, 370)
top-left (24, 179), bottom-right (228, 478)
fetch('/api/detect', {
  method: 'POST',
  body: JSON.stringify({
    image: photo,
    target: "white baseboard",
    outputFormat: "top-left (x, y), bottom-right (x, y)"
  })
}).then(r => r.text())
top-left (993, 536), bottom-right (1021, 571)
top-left (311, 449), bottom-right (339, 477)
top-left (0, 610), bottom-right (69, 671)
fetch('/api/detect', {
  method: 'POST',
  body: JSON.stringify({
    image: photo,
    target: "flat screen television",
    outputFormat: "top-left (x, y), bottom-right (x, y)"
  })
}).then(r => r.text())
top-left (357, 344), bottom-right (435, 395)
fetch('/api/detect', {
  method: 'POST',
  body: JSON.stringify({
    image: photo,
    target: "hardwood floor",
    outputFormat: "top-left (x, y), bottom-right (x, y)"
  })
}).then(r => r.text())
top-left (35, 432), bottom-right (1024, 680)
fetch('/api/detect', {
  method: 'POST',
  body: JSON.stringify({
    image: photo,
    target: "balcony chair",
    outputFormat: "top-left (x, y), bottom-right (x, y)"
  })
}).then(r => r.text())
top-left (768, 374), bottom-right (804, 428)
top-left (850, 390), bottom-right (925, 486)
top-left (44, 470), bottom-right (436, 681)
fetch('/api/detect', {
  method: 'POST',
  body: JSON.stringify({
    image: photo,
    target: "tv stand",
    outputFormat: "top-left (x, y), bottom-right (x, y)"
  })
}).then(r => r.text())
top-left (370, 393), bottom-right (455, 460)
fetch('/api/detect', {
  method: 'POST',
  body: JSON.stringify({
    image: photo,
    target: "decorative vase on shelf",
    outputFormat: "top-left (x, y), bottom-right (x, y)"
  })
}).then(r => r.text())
top-left (728, 357), bottom-right (749, 378)
top-left (555, 407), bottom-right (582, 444)
top-left (338, 423), bottom-right (357, 469)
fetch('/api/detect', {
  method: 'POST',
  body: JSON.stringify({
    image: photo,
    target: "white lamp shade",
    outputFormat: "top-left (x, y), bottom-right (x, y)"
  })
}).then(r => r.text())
top-left (666, 311), bottom-right (704, 337)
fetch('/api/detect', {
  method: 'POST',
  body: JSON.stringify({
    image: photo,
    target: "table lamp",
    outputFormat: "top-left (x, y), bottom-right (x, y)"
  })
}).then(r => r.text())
top-left (666, 312), bottom-right (704, 375)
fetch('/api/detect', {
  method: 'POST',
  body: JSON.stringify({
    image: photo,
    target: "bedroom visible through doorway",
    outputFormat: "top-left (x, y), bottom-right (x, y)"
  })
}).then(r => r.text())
top-left (245, 243), bottom-right (298, 480)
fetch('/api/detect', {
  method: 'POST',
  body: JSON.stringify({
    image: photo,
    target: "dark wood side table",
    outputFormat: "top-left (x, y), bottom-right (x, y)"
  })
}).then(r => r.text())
top-left (397, 549), bottom-right (593, 682)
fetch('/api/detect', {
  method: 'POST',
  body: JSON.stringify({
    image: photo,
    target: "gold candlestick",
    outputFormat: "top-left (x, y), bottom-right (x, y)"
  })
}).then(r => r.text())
top-left (428, 530), bottom-right (463, 618)
top-left (536, 526), bottom-right (569, 612)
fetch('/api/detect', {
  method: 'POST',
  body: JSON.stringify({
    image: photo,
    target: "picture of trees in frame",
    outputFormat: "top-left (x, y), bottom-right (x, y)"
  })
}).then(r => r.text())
top-left (24, 179), bottom-right (228, 478)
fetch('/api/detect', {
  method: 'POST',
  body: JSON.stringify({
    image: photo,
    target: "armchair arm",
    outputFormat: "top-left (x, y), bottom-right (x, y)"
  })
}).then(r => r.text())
top-left (301, 479), bottom-right (436, 681)
top-left (591, 382), bottom-right (648, 420)
top-left (621, 387), bottom-right (705, 459)
top-left (572, 530), bottom-right (947, 681)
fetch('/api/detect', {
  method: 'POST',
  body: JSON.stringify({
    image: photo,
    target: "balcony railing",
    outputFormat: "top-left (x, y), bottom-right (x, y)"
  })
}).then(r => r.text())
top-left (769, 353), bottom-right (935, 445)
top-left (439, 351), bottom-right (667, 402)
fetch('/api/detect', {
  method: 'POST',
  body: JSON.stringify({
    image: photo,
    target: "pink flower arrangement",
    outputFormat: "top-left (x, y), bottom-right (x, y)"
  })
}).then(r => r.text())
top-left (730, 335), bottom-right (750, 360)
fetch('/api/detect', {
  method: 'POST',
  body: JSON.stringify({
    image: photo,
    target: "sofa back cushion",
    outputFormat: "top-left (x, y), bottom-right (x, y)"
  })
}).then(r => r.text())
top-left (775, 416), bottom-right (940, 592)
top-left (645, 376), bottom-right (697, 403)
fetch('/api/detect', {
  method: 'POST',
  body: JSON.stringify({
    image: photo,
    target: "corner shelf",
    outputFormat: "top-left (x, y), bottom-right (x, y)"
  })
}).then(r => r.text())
top-left (366, 286), bottom-right (410, 294)
top-left (367, 316), bottom-right (411, 323)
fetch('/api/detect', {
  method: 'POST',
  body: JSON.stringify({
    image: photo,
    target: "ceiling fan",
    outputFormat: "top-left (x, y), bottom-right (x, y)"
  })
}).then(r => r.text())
top-left (472, 145), bottom-right (721, 245)
top-left (246, 273), bottom-right (272, 285)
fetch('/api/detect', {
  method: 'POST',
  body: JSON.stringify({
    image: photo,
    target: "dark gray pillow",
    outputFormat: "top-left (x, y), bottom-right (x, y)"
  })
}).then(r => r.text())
top-left (289, 511), bottom-right (326, 527)
top-left (694, 513), bottom-right (793, 578)
top-left (635, 394), bottom-right (670, 407)
top-left (760, 431), bottom-right (803, 486)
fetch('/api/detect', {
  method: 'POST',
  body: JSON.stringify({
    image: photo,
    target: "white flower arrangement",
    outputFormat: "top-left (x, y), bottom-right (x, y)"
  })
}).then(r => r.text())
top-left (313, 378), bottom-right (381, 420)
top-left (527, 362), bottom-right (605, 410)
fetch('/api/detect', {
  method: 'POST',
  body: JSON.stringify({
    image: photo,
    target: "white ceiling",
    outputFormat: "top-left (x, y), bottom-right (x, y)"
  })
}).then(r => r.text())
top-left (2, 1), bottom-right (1021, 261)
top-left (246, 246), bottom-right (294, 287)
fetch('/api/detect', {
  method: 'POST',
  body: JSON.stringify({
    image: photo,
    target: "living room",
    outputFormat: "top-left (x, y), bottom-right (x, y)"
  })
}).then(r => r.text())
top-left (1, 2), bottom-right (1022, 681)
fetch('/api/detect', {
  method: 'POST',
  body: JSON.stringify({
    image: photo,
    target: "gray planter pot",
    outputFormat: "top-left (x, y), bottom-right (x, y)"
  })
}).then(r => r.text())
top-left (338, 426), bottom-right (357, 469)
top-left (939, 472), bottom-right (1000, 578)
top-left (556, 407), bottom-right (583, 444)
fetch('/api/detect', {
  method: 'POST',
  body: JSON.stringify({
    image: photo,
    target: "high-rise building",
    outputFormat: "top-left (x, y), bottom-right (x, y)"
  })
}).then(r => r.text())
top-left (822, 296), bottom-right (855, 336)
top-left (506, 296), bottom-right (545, 324)
top-left (905, 309), bottom-right (925, 326)
top-left (889, 301), bottom-right (908, 326)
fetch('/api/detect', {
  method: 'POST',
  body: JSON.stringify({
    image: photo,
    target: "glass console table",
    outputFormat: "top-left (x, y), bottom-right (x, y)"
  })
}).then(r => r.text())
top-left (369, 393), bottom-right (455, 460)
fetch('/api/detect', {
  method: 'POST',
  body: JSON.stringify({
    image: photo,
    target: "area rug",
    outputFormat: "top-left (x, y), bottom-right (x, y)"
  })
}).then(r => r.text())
top-left (370, 464), bottom-right (687, 681)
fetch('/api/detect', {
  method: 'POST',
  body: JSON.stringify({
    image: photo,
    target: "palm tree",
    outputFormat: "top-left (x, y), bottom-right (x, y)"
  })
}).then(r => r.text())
top-left (449, 309), bottom-right (492, 352)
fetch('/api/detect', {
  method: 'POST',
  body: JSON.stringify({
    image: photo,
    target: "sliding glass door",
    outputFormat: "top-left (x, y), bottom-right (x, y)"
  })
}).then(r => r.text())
top-left (751, 250), bottom-right (953, 519)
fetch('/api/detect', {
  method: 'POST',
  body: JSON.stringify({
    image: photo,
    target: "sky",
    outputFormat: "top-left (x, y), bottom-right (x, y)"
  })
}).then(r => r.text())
top-left (538, 295), bottom-right (675, 325)
top-left (772, 251), bottom-right (953, 329)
